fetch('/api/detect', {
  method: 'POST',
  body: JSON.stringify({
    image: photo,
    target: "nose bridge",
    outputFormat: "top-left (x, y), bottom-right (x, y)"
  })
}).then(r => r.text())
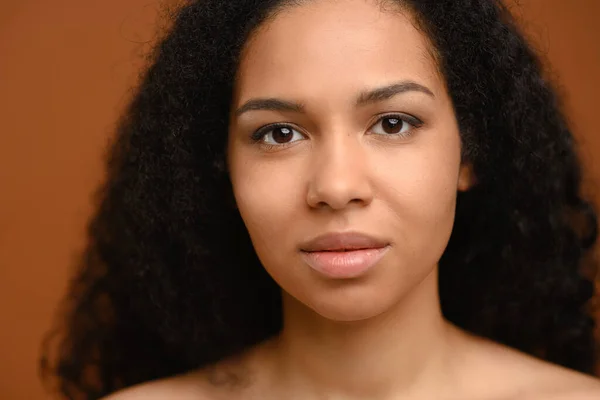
top-left (319, 131), bottom-right (362, 177)
top-left (307, 129), bottom-right (372, 210)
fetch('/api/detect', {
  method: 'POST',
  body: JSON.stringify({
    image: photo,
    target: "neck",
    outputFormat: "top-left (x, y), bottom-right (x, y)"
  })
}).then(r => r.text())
top-left (270, 268), bottom-right (458, 399)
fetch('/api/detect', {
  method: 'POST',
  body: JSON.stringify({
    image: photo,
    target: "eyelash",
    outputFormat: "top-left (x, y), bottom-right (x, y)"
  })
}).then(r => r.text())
top-left (250, 113), bottom-right (424, 148)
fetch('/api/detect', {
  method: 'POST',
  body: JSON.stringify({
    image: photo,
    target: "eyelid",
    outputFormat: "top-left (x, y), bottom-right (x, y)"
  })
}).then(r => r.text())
top-left (250, 122), bottom-right (306, 143)
top-left (367, 112), bottom-right (423, 139)
top-left (369, 112), bottom-right (423, 130)
top-left (249, 112), bottom-right (424, 145)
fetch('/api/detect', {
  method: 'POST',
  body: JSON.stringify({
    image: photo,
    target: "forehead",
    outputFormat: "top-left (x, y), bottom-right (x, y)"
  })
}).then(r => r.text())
top-left (234, 0), bottom-right (441, 103)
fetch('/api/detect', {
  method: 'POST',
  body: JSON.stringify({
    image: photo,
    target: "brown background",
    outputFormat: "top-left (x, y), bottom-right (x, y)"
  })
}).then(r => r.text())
top-left (0, 0), bottom-right (599, 398)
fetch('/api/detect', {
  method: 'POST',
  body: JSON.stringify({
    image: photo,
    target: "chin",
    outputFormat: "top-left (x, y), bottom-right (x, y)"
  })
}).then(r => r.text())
top-left (301, 284), bottom-right (400, 322)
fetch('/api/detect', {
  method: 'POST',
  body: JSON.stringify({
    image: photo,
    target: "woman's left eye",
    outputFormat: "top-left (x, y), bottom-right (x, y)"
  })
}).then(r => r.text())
top-left (369, 114), bottom-right (422, 137)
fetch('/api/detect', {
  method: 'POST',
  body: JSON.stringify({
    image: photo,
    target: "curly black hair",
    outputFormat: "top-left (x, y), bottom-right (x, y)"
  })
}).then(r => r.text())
top-left (40, 0), bottom-right (599, 398)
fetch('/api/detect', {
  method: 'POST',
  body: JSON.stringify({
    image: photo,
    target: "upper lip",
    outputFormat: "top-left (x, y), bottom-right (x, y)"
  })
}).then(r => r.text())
top-left (299, 232), bottom-right (389, 252)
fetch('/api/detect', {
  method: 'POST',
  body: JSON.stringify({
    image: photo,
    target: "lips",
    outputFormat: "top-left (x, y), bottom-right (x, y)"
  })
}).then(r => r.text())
top-left (299, 232), bottom-right (390, 278)
top-left (299, 232), bottom-right (389, 252)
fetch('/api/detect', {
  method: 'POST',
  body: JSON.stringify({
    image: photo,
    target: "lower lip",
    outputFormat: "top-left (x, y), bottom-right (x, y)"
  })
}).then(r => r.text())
top-left (300, 247), bottom-right (389, 279)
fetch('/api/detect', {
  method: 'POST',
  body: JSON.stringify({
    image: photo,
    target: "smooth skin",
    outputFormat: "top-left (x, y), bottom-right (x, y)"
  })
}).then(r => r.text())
top-left (106, 0), bottom-right (600, 399)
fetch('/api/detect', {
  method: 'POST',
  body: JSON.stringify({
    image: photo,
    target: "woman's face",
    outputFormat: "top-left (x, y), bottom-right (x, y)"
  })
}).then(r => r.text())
top-left (228, 0), bottom-right (471, 321)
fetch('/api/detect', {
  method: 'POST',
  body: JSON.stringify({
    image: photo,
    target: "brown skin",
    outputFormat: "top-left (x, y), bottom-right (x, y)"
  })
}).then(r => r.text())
top-left (105, 1), bottom-right (600, 399)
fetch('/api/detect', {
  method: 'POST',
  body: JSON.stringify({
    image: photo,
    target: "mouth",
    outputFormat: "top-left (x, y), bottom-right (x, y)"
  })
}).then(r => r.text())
top-left (299, 232), bottom-right (390, 279)
top-left (315, 248), bottom-right (372, 252)
top-left (299, 231), bottom-right (389, 253)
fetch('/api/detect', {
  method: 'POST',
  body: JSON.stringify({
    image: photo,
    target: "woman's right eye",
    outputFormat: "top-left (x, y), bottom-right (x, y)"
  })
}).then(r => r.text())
top-left (253, 124), bottom-right (305, 145)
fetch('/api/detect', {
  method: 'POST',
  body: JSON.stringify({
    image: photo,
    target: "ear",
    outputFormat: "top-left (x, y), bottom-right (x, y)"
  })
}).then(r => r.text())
top-left (457, 162), bottom-right (476, 192)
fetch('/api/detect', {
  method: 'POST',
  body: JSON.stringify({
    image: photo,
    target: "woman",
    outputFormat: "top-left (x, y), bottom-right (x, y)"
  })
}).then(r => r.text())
top-left (42, 0), bottom-right (600, 398)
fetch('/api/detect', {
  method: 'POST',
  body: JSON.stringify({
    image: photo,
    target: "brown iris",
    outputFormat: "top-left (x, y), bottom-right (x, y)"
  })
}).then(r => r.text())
top-left (272, 127), bottom-right (294, 143)
top-left (381, 117), bottom-right (403, 134)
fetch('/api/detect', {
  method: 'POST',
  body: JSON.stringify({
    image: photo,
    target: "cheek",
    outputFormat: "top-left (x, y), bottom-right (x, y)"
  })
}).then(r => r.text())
top-left (230, 156), bottom-right (303, 257)
top-left (377, 131), bottom-right (462, 254)
top-left (398, 153), bottom-right (459, 217)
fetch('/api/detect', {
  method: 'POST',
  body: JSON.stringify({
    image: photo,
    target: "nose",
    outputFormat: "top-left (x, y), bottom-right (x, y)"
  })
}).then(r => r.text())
top-left (306, 134), bottom-right (373, 211)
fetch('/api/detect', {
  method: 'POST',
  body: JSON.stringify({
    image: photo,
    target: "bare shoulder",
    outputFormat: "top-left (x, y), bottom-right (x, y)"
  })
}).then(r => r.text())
top-left (462, 333), bottom-right (600, 400)
top-left (101, 370), bottom-right (215, 400)
top-left (523, 366), bottom-right (600, 400)
top-left (102, 341), bottom-right (275, 400)
top-left (101, 366), bottom-right (258, 400)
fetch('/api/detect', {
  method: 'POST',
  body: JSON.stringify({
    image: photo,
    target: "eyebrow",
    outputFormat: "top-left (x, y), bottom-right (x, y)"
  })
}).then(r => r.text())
top-left (233, 81), bottom-right (434, 117)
